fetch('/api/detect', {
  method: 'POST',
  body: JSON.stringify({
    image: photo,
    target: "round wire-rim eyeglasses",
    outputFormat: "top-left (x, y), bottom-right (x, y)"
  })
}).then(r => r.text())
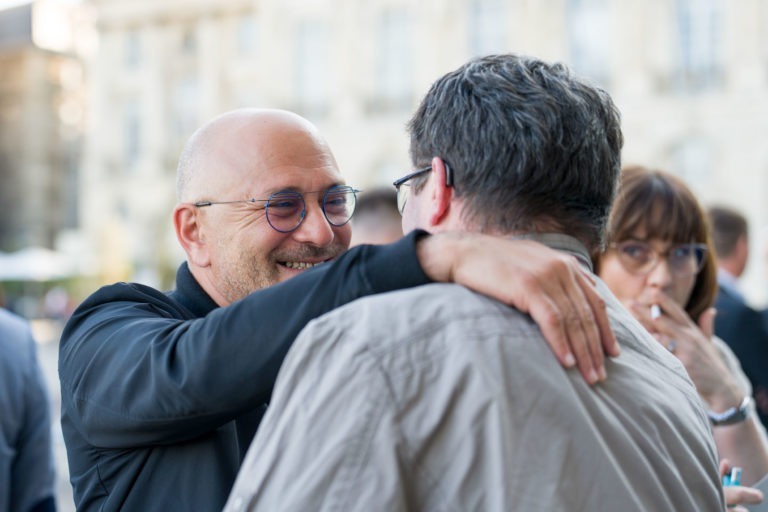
top-left (193, 185), bottom-right (359, 233)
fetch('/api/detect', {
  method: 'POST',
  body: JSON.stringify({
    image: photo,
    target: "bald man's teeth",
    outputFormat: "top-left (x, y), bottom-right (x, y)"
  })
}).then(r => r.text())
top-left (283, 261), bottom-right (321, 270)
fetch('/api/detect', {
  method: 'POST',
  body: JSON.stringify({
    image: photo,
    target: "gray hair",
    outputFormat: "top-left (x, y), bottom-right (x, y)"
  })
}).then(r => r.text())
top-left (407, 53), bottom-right (623, 250)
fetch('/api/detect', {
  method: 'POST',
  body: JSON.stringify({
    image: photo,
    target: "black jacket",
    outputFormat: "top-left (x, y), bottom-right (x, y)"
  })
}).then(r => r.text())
top-left (714, 285), bottom-right (768, 428)
top-left (59, 233), bottom-right (430, 511)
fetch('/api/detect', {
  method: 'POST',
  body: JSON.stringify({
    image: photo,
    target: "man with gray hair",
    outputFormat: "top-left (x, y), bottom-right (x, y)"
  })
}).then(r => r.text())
top-left (225, 54), bottom-right (724, 511)
top-left (59, 106), bottom-right (618, 511)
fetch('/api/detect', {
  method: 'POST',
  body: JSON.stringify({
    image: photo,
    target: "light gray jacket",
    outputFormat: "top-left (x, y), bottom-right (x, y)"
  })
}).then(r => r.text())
top-left (226, 236), bottom-right (724, 512)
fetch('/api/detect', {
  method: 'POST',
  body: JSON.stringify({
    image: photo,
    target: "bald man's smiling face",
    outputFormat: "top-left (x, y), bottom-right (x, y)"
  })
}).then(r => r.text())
top-left (183, 110), bottom-right (352, 305)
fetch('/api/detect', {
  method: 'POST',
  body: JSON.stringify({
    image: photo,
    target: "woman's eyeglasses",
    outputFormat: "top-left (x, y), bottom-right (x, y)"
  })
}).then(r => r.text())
top-left (610, 240), bottom-right (708, 277)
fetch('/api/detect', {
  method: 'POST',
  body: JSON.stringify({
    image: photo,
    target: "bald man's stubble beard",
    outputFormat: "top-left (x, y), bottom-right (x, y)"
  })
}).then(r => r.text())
top-left (217, 241), bottom-right (349, 304)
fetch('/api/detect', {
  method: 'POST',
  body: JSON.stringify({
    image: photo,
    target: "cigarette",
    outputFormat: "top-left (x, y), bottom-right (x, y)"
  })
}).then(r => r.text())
top-left (650, 304), bottom-right (661, 320)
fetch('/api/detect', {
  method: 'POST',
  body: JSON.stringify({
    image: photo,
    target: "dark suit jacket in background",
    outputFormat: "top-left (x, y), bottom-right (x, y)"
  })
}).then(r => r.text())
top-left (762, 308), bottom-right (768, 335)
top-left (714, 285), bottom-right (768, 429)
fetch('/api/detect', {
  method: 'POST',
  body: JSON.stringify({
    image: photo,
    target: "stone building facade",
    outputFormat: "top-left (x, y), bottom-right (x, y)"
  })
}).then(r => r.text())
top-left (69, 0), bottom-right (768, 302)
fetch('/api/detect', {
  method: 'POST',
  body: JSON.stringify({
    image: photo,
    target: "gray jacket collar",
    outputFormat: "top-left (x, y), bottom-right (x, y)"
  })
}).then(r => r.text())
top-left (508, 233), bottom-right (593, 272)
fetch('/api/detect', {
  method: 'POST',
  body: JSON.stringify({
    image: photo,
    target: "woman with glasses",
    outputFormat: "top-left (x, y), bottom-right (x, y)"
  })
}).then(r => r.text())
top-left (596, 165), bottom-right (768, 505)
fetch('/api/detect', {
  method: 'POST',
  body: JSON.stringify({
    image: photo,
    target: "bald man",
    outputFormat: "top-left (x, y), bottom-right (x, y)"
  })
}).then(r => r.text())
top-left (59, 109), bottom-right (616, 512)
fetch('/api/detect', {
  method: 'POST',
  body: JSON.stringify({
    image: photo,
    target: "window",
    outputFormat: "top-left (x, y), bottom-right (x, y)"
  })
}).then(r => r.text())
top-left (567, 0), bottom-right (611, 86)
top-left (237, 14), bottom-right (259, 56)
top-left (468, 0), bottom-right (507, 57)
top-left (374, 8), bottom-right (412, 113)
top-left (124, 29), bottom-right (140, 69)
top-left (181, 27), bottom-right (197, 55)
top-left (171, 76), bottom-right (199, 144)
top-left (675, 0), bottom-right (723, 91)
top-left (123, 101), bottom-right (140, 170)
top-left (671, 137), bottom-right (712, 185)
top-left (295, 20), bottom-right (330, 117)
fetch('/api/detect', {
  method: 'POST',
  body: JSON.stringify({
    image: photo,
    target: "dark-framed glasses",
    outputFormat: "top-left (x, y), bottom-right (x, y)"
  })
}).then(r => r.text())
top-left (392, 164), bottom-right (453, 215)
top-left (393, 167), bottom-right (430, 214)
top-left (193, 185), bottom-right (359, 233)
top-left (611, 240), bottom-right (708, 277)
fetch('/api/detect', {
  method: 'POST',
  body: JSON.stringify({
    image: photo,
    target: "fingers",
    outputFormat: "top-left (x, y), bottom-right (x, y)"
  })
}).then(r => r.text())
top-left (567, 285), bottom-right (604, 385)
top-left (580, 269), bottom-right (620, 358)
top-left (724, 485), bottom-right (765, 507)
top-left (626, 301), bottom-right (656, 333)
top-left (527, 256), bottom-right (605, 385)
top-left (742, 488), bottom-right (765, 505)
top-left (564, 263), bottom-right (605, 383)
top-left (651, 292), bottom-right (690, 326)
top-left (720, 458), bottom-right (732, 478)
top-left (722, 459), bottom-right (764, 508)
top-left (698, 307), bottom-right (716, 339)
top-left (638, 293), bottom-right (705, 349)
top-left (526, 292), bottom-right (578, 370)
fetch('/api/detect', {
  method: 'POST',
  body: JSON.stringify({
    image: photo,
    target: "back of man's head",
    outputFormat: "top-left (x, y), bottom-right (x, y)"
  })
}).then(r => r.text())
top-left (708, 205), bottom-right (749, 276)
top-left (708, 205), bottom-right (748, 258)
top-left (350, 187), bottom-right (402, 246)
top-left (407, 53), bottom-right (623, 251)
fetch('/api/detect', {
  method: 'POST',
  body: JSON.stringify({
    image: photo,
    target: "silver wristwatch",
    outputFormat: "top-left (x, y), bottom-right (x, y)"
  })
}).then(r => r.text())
top-left (708, 396), bottom-right (753, 426)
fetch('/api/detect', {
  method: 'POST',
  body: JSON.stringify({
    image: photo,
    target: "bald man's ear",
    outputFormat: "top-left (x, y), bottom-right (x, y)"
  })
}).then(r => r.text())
top-left (173, 204), bottom-right (212, 268)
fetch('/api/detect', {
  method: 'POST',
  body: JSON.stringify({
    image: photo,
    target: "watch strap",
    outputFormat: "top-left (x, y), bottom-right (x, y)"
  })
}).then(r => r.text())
top-left (708, 396), bottom-right (753, 427)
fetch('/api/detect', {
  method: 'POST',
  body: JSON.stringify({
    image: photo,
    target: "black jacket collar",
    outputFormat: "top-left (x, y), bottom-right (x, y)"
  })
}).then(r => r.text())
top-left (168, 262), bottom-right (219, 318)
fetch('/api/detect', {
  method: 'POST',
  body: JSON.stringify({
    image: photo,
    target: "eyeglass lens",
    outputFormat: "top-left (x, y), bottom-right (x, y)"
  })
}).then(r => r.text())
top-left (266, 186), bottom-right (357, 233)
top-left (615, 241), bottom-right (707, 276)
top-left (396, 186), bottom-right (409, 215)
top-left (393, 167), bottom-right (431, 215)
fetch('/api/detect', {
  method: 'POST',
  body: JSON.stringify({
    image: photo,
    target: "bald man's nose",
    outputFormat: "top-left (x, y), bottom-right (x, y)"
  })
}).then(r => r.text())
top-left (291, 202), bottom-right (335, 246)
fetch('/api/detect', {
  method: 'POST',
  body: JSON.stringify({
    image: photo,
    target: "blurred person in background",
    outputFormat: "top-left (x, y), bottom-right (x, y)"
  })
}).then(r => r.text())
top-left (596, 165), bottom-right (768, 507)
top-left (42, 286), bottom-right (72, 322)
top-left (760, 232), bottom-right (768, 330)
top-left (709, 205), bottom-right (768, 428)
top-left (0, 308), bottom-right (56, 512)
top-left (763, 229), bottom-right (768, 332)
top-left (349, 186), bottom-right (403, 246)
top-left (225, 54), bottom-right (726, 512)
top-left (58, 108), bottom-right (618, 511)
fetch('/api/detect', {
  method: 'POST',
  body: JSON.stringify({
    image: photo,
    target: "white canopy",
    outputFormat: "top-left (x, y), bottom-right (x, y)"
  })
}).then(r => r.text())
top-left (0, 246), bottom-right (78, 281)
